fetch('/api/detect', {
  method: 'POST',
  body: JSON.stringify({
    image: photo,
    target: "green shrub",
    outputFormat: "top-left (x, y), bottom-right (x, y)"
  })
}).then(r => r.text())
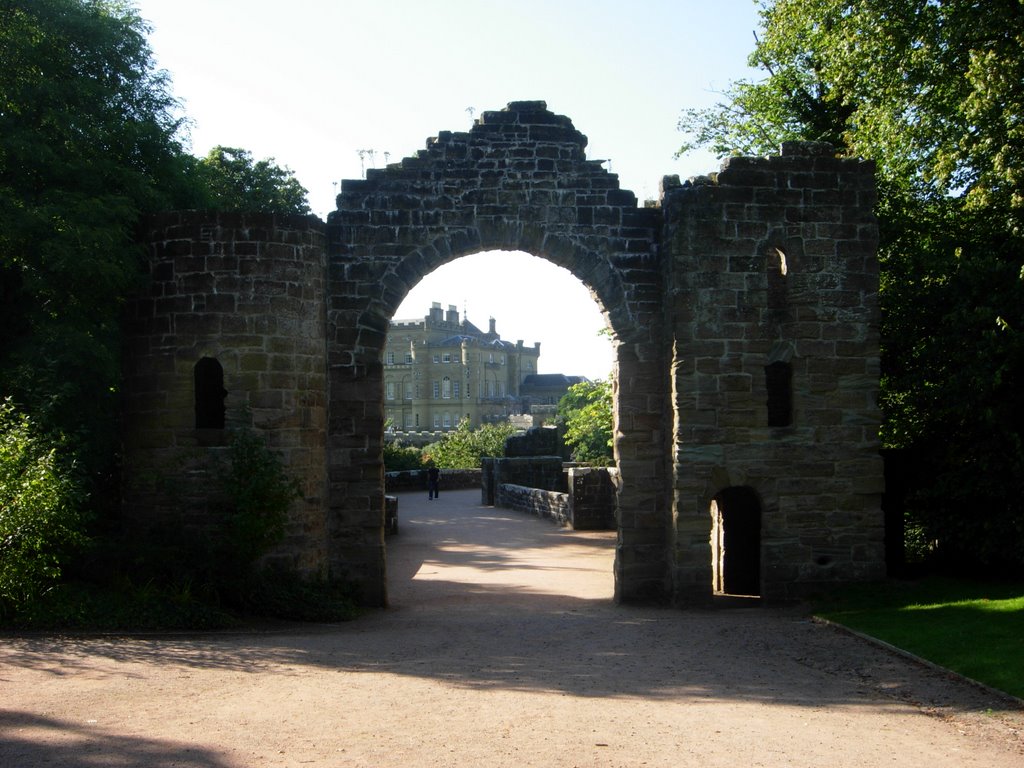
top-left (0, 400), bottom-right (87, 617)
top-left (384, 440), bottom-right (423, 471)
top-left (557, 380), bottom-right (613, 465)
top-left (224, 568), bottom-right (359, 623)
top-left (216, 427), bottom-right (302, 570)
top-left (424, 419), bottom-right (519, 469)
top-left (9, 578), bottom-right (234, 631)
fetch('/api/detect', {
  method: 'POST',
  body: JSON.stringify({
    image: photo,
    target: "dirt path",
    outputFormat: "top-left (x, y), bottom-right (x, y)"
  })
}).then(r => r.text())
top-left (2, 489), bottom-right (1022, 767)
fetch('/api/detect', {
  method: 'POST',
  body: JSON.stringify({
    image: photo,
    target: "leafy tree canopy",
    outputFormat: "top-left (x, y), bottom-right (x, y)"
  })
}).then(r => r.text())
top-left (424, 420), bottom-right (519, 469)
top-left (194, 146), bottom-right (311, 216)
top-left (556, 379), bottom-right (613, 465)
top-left (0, 0), bottom-right (197, 463)
top-left (0, 400), bottom-right (86, 617)
top-left (680, 0), bottom-right (1024, 218)
top-left (678, 0), bottom-right (1024, 574)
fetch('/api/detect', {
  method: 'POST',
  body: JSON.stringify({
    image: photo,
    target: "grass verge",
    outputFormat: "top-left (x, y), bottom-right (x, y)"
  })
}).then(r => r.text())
top-left (813, 577), bottom-right (1024, 700)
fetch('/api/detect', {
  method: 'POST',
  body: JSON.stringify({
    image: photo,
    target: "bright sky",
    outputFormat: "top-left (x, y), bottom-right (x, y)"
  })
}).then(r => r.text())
top-left (134, 0), bottom-right (762, 379)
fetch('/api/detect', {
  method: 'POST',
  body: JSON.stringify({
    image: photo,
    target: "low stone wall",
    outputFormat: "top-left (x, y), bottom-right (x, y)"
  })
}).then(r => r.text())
top-left (568, 467), bottom-right (618, 530)
top-left (484, 458), bottom-right (618, 530)
top-left (504, 427), bottom-right (565, 458)
top-left (384, 495), bottom-right (398, 535)
top-left (385, 468), bottom-right (482, 493)
top-left (497, 483), bottom-right (570, 527)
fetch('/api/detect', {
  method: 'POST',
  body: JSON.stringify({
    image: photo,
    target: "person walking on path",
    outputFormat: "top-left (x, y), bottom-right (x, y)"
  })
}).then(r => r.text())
top-left (427, 465), bottom-right (440, 500)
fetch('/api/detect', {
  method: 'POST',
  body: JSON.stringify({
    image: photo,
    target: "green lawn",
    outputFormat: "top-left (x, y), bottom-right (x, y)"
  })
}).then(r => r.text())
top-left (813, 577), bottom-right (1024, 700)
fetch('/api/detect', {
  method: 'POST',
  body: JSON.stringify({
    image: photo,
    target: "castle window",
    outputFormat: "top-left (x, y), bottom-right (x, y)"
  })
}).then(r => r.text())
top-left (432, 381), bottom-right (439, 399)
top-left (442, 376), bottom-right (452, 399)
top-left (765, 361), bottom-right (793, 427)
top-left (453, 381), bottom-right (460, 399)
top-left (386, 351), bottom-right (395, 365)
top-left (443, 413), bottom-right (452, 428)
top-left (443, 352), bottom-right (451, 363)
top-left (194, 357), bottom-right (226, 429)
top-left (386, 382), bottom-right (396, 401)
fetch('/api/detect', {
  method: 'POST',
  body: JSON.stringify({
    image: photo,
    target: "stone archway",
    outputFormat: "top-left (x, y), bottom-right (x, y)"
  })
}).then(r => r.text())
top-left (325, 101), bottom-right (668, 606)
top-left (124, 102), bottom-right (885, 610)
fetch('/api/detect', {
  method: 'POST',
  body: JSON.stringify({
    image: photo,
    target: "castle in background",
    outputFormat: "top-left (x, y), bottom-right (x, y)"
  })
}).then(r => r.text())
top-left (384, 301), bottom-right (541, 434)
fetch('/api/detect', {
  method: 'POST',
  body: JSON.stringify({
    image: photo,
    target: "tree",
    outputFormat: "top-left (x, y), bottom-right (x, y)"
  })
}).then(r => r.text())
top-left (194, 146), bottom-right (311, 215)
top-left (0, 0), bottom-right (196, 475)
top-left (425, 420), bottom-right (519, 469)
top-left (678, 0), bottom-right (1024, 574)
top-left (557, 380), bottom-right (613, 465)
top-left (0, 400), bottom-right (86, 618)
top-left (383, 440), bottom-right (423, 472)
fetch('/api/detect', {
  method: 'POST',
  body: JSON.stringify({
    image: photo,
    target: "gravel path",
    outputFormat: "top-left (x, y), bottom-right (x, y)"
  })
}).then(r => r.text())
top-left (1, 488), bottom-right (1021, 767)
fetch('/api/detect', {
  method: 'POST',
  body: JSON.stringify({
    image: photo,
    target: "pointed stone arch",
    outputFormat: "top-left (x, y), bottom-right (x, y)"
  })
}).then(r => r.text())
top-left (326, 101), bottom-right (667, 605)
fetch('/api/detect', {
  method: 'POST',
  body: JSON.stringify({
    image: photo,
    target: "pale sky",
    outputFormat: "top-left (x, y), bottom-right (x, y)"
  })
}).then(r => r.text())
top-left (134, 0), bottom-right (762, 379)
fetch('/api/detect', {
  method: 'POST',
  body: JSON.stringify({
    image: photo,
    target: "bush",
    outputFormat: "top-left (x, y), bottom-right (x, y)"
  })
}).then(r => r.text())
top-left (216, 427), bottom-right (302, 570)
top-left (557, 380), bottom-right (613, 465)
top-left (224, 568), bottom-right (359, 623)
top-left (0, 416), bottom-right (359, 629)
top-left (425, 420), bottom-right (520, 469)
top-left (384, 440), bottom-right (423, 471)
top-left (0, 400), bottom-right (87, 618)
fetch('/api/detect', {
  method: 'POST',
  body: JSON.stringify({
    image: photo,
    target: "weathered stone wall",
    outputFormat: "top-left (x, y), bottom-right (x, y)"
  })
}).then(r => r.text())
top-left (122, 102), bottom-right (885, 608)
top-left (384, 468), bottom-right (482, 492)
top-left (504, 426), bottom-right (565, 458)
top-left (662, 141), bottom-right (884, 602)
top-left (497, 483), bottom-right (571, 527)
top-left (327, 101), bottom-right (666, 604)
top-left (122, 212), bottom-right (329, 574)
top-left (489, 456), bottom-right (567, 494)
top-left (568, 467), bottom-right (618, 530)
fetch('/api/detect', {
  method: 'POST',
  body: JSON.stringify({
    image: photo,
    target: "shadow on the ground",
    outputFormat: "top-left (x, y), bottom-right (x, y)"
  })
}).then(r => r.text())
top-left (0, 711), bottom-right (233, 768)
top-left (385, 489), bottom-right (616, 588)
top-left (1, 491), bottom-right (1017, 716)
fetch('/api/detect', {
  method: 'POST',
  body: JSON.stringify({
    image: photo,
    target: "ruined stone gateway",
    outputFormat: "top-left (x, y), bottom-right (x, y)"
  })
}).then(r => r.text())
top-left (123, 101), bottom-right (884, 606)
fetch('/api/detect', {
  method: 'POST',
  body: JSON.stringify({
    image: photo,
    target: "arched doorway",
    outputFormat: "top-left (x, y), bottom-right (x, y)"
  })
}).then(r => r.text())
top-left (710, 486), bottom-right (761, 597)
top-left (125, 109), bottom-right (885, 606)
top-left (325, 102), bottom-right (666, 606)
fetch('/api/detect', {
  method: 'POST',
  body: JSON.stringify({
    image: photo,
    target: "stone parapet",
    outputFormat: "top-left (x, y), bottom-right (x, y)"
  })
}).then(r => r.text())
top-left (497, 483), bottom-right (571, 527)
top-left (384, 468), bottom-right (482, 493)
